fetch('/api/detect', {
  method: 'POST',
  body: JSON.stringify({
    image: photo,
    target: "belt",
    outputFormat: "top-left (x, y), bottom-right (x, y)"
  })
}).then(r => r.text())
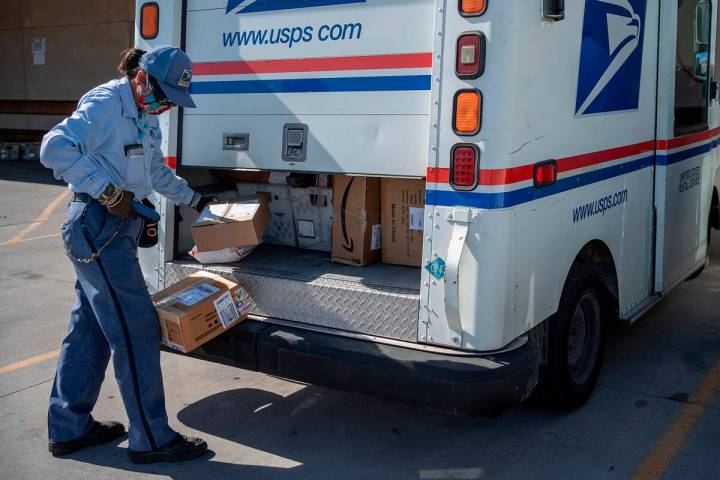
top-left (71, 192), bottom-right (95, 203)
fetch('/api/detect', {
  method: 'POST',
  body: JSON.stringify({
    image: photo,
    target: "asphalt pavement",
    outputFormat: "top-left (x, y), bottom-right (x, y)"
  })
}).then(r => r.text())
top-left (0, 161), bottom-right (718, 480)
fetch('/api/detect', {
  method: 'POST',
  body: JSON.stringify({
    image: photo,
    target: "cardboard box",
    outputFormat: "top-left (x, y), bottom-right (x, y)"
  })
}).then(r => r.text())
top-left (381, 179), bottom-right (426, 267)
top-left (191, 196), bottom-right (270, 252)
top-left (331, 176), bottom-right (382, 266)
top-left (152, 272), bottom-right (251, 353)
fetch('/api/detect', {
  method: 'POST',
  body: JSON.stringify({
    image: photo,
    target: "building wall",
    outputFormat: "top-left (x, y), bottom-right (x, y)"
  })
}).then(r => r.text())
top-left (0, 0), bottom-right (135, 135)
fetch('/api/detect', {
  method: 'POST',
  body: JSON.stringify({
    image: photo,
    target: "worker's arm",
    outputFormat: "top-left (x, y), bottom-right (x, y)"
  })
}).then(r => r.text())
top-left (39, 91), bottom-right (117, 199)
top-left (148, 123), bottom-right (196, 206)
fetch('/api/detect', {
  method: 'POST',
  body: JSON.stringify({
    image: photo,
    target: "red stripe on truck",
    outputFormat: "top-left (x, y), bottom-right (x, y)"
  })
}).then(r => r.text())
top-left (656, 126), bottom-right (720, 151)
top-left (194, 53), bottom-right (433, 76)
top-left (428, 140), bottom-right (656, 186)
top-left (557, 140), bottom-right (655, 173)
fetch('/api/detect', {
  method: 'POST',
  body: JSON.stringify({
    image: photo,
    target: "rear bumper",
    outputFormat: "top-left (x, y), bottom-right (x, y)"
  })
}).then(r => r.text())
top-left (168, 320), bottom-right (539, 415)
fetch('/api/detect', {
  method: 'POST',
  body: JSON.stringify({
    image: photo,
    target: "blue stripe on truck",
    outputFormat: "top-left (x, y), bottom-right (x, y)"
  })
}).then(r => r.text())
top-left (656, 141), bottom-right (718, 166)
top-left (427, 156), bottom-right (655, 209)
top-left (190, 75), bottom-right (432, 94)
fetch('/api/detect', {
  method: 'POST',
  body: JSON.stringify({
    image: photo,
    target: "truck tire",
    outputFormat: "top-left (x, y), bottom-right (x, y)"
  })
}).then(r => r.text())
top-left (533, 263), bottom-right (607, 410)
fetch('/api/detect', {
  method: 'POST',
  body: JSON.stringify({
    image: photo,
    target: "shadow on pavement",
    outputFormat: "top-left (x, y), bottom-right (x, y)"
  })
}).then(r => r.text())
top-left (60, 385), bottom-right (534, 480)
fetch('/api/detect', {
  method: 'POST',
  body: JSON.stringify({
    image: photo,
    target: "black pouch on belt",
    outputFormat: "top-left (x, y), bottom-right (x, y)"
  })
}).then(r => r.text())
top-left (138, 199), bottom-right (159, 248)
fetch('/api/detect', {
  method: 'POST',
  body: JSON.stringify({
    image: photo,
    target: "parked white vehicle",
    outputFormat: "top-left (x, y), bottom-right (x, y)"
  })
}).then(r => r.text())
top-left (136, 0), bottom-right (720, 413)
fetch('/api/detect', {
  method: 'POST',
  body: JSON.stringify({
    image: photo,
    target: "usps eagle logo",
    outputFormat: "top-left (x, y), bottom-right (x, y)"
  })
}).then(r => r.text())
top-left (225, 0), bottom-right (366, 15)
top-left (576, 0), bottom-right (647, 116)
top-left (178, 69), bottom-right (192, 89)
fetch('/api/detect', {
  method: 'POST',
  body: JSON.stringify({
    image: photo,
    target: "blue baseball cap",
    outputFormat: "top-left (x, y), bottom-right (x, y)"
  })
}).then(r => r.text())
top-left (139, 46), bottom-right (196, 108)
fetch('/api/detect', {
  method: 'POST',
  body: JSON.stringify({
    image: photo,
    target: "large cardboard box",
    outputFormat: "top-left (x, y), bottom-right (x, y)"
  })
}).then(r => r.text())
top-left (332, 176), bottom-right (381, 266)
top-left (191, 196), bottom-right (270, 252)
top-left (152, 272), bottom-right (251, 353)
top-left (381, 179), bottom-right (426, 267)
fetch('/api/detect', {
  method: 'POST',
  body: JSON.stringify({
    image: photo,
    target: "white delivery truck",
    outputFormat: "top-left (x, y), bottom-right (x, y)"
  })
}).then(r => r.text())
top-left (135, 0), bottom-right (720, 413)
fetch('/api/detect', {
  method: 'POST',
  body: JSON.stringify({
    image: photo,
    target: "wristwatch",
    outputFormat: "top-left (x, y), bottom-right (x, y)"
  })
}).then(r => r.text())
top-left (98, 184), bottom-right (122, 206)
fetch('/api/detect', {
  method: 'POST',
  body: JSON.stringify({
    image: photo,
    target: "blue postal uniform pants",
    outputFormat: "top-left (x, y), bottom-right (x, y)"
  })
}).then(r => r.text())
top-left (48, 198), bottom-right (175, 452)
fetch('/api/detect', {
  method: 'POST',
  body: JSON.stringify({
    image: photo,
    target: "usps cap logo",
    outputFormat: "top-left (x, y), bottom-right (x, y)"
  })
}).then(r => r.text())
top-left (576, 0), bottom-right (647, 116)
top-left (226, 0), bottom-right (365, 15)
top-left (178, 69), bottom-right (192, 89)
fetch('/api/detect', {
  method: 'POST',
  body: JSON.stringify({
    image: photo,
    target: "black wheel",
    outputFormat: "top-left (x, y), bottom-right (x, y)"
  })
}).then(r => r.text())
top-left (687, 212), bottom-right (712, 280)
top-left (533, 263), bottom-right (608, 410)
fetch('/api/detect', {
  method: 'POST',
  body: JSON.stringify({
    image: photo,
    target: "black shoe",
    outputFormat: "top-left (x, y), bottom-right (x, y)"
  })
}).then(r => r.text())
top-left (127, 434), bottom-right (208, 464)
top-left (49, 421), bottom-right (126, 457)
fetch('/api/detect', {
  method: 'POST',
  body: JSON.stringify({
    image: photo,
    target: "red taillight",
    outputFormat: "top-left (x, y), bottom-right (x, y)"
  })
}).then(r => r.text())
top-left (456, 32), bottom-right (485, 79)
top-left (451, 144), bottom-right (480, 190)
top-left (140, 2), bottom-right (159, 40)
top-left (534, 160), bottom-right (558, 188)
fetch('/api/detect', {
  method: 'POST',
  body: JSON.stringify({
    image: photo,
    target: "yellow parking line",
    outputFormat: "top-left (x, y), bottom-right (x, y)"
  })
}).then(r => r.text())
top-left (0, 232), bottom-right (62, 247)
top-left (16, 233), bottom-right (61, 243)
top-left (2, 191), bottom-right (69, 246)
top-left (634, 357), bottom-right (720, 480)
top-left (0, 350), bottom-right (60, 375)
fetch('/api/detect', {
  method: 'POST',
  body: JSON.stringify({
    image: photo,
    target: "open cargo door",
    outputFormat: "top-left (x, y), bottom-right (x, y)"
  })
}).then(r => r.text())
top-left (182, 0), bottom-right (435, 176)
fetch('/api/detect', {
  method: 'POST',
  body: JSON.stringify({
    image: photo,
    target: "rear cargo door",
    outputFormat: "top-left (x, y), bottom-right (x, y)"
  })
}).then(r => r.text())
top-left (182, 0), bottom-right (435, 176)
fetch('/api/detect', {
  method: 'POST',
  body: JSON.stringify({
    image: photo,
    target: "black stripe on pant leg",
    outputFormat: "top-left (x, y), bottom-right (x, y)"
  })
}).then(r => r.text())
top-left (95, 256), bottom-right (158, 450)
top-left (81, 224), bottom-right (158, 451)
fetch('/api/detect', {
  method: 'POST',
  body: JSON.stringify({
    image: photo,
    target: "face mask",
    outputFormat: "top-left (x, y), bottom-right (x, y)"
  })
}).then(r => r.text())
top-left (139, 75), bottom-right (174, 115)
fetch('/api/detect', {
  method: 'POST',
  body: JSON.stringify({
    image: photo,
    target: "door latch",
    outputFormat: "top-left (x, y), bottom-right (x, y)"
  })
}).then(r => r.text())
top-left (282, 123), bottom-right (308, 162)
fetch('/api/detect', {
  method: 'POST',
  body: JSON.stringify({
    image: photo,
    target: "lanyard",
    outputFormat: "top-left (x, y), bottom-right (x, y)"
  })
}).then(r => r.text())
top-left (134, 114), bottom-right (148, 143)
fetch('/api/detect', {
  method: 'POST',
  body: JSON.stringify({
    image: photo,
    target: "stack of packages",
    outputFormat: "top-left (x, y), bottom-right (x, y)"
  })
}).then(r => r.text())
top-left (155, 196), bottom-right (270, 352)
top-left (331, 176), bottom-right (426, 267)
top-left (153, 174), bottom-right (426, 353)
top-left (229, 172), bottom-right (427, 267)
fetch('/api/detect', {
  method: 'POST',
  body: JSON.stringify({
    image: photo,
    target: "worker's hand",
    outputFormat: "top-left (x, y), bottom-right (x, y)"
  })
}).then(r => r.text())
top-left (107, 190), bottom-right (138, 219)
top-left (192, 193), bottom-right (220, 213)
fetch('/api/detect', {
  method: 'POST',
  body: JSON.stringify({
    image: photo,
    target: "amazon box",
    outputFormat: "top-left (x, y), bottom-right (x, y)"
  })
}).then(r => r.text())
top-left (153, 271), bottom-right (251, 353)
top-left (331, 176), bottom-right (381, 266)
top-left (381, 179), bottom-right (426, 267)
top-left (191, 196), bottom-right (270, 252)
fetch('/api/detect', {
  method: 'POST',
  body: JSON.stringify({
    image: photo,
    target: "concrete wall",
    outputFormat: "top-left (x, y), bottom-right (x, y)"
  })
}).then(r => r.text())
top-left (0, 0), bottom-right (135, 133)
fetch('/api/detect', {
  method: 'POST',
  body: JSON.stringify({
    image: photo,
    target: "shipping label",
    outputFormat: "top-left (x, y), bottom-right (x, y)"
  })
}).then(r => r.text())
top-left (213, 291), bottom-right (240, 328)
top-left (409, 207), bottom-right (425, 231)
top-left (175, 283), bottom-right (221, 307)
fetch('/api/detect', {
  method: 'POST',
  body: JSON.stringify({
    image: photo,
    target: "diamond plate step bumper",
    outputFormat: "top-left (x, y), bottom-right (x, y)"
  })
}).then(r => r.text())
top-left (170, 319), bottom-right (539, 415)
top-left (165, 246), bottom-right (421, 342)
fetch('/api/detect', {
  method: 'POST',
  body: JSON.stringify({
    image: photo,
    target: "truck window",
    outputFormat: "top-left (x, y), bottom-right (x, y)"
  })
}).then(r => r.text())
top-left (674, 0), bottom-right (712, 136)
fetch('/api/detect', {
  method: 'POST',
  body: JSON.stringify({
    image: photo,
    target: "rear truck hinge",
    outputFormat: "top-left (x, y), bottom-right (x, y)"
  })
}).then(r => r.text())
top-left (443, 208), bottom-right (479, 346)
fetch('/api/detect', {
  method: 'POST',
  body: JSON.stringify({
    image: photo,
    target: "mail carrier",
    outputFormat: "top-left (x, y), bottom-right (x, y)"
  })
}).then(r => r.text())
top-left (134, 0), bottom-right (720, 413)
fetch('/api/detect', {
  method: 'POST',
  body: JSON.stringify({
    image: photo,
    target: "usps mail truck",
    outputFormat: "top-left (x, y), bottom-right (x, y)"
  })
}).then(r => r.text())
top-left (135, 0), bottom-right (720, 413)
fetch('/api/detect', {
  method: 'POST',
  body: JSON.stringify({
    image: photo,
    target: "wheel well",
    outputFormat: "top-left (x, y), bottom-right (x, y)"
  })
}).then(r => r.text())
top-left (711, 187), bottom-right (719, 229)
top-left (571, 241), bottom-right (619, 309)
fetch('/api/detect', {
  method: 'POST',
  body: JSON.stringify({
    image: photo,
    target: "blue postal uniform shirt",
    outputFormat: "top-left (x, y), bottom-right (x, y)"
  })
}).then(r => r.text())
top-left (41, 75), bottom-right (194, 205)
